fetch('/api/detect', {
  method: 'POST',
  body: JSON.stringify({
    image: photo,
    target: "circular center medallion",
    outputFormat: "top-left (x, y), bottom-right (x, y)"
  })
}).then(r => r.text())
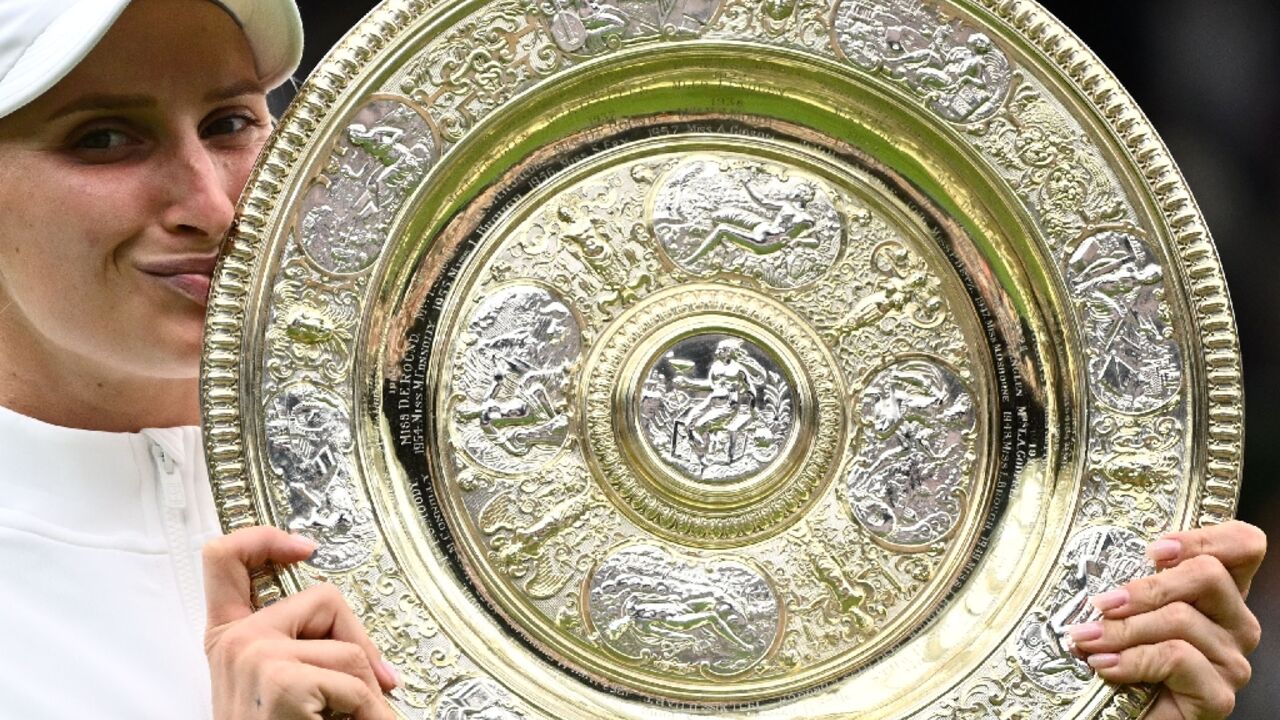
top-left (584, 283), bottom-right (842, 547)
top-left (413, 130), bottom-right (995, 703)
top-left (212, 0), bottom-right (1238, 715)
top-left (638, 333), bottom-right (795, 485)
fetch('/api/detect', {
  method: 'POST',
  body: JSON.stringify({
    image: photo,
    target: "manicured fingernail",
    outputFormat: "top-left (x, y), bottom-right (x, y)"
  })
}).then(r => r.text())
top-left (1149, 538), bottom-right (1182, 563)
top-left (1067, 622), bottom-right (1103, 643)
top-left (1091, 589), bottom-right (1129, 613)
top-left (381, 659), bottom-right (401, 688)
top-left (1088, 653), bottom-right (1120, 669)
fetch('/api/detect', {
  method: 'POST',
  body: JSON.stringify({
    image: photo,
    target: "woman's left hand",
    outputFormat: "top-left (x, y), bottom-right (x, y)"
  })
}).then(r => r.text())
top-left (1069, 520), bottom-right (1266, 720)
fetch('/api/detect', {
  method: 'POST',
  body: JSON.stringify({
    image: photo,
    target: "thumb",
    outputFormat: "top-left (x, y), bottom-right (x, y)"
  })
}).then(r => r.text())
top-left (203, 526), bottom-right (317, 628)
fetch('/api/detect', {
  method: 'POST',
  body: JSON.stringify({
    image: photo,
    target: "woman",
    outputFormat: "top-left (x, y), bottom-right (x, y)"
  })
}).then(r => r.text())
top-left (0, 1), bottom-right (394, 718)
top-left (0, 1), bottom-right (1263, 719)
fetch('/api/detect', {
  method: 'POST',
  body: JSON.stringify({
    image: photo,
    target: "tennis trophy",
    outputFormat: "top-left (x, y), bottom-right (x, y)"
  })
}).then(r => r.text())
top-left (202, 1), bottom-right (1243, 717)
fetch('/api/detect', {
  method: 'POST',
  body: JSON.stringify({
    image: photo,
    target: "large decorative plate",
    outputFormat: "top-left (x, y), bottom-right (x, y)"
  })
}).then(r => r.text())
top-left (202, 1), bottom-right (1243, 717)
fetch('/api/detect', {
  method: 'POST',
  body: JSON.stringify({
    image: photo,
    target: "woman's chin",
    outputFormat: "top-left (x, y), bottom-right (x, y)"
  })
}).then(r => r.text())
top-left (126, 315), bottom-right (207, 380)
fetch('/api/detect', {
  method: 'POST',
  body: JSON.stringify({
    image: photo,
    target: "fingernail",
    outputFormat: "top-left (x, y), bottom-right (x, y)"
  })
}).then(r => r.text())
top-left (1149, 538), bottom-right (1182, 563)
top-left (381, 659), bottom-right (401, 688)
top-left (1088, 653), bottom-right (1120, 669)
top-left (1091, 589), bottom-right (1129, 613)
top-left (1067, 622), bottom-right (1103, 643)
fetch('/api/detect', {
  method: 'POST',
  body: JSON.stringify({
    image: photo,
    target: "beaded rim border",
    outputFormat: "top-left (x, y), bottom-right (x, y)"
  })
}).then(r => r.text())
top-left (199, 1), bottom-right (1244, 716)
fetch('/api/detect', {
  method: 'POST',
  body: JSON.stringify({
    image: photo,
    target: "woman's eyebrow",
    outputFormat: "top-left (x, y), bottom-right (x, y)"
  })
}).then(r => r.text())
top-left (45, 94), bottom-right (155, 122)
top-left (42, 80), bottom-right (265, 122)
top-left (204, 80), bottom-right (266, 103)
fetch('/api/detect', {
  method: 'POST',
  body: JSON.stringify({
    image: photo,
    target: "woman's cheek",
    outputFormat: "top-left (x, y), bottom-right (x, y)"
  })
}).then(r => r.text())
top-left (220, 140), bottom-right (269, 199)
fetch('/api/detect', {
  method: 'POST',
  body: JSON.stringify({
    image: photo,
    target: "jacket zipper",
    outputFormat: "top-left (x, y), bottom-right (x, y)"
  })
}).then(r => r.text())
top-left (149, 441), bottom-right (203, 640)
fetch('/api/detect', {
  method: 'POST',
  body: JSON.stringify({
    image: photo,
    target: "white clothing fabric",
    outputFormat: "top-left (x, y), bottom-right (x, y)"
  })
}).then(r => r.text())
top-left (0, 404), bottom-right (221, 719)
top-left (0, 0), bottom-right (304, 119)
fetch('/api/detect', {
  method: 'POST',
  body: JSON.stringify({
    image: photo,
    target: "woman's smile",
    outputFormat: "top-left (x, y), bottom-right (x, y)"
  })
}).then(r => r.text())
top-left (136, 253), bottom-right (219, 306)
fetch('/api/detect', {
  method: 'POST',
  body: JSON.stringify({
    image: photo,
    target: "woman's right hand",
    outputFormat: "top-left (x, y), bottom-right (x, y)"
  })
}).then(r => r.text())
top-left (203, 527), bottom-right (399, 720)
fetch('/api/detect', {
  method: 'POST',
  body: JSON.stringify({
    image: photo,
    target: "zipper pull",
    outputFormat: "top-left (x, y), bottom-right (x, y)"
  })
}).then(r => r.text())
top-left (150, 442), bottom-right (186, 510)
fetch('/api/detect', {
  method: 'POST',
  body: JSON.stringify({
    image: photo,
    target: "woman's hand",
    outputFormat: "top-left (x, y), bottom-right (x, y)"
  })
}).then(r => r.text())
top-left (203, 527), bottom-right (399, 720)
top-left (1069, 520), bottom-right (1266, 719)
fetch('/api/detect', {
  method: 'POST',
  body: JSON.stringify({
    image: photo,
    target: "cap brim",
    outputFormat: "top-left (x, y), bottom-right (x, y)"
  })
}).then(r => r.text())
top-left (216, 0), bottom-right (304, 91)
top-left (0, 0), bottom-right (130, 119)
top-left (0, 0), bottom-right (303, 119)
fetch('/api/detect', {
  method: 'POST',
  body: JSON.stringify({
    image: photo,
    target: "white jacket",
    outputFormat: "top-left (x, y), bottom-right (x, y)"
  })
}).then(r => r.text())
top-left (0, 404), bottom-right (219, 718)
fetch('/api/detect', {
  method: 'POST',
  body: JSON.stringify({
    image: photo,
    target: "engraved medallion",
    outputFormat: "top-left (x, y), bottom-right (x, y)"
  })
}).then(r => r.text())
top-left (205, 1), bottom-right (1242, 717)
top-left (637, 333), bottom-right (795, 483)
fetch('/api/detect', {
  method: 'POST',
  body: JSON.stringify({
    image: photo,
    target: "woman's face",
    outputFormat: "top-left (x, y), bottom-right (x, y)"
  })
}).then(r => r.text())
top-left (0, 0), bottom-right (271, 381)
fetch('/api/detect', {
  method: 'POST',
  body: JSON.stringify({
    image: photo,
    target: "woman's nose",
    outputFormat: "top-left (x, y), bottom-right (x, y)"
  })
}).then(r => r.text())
top-left (157, 138), bottom-right (237, 242)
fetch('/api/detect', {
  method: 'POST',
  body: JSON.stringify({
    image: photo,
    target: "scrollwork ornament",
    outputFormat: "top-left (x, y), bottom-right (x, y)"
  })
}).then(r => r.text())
top-left (264, 260), bottom-right (361, 386)
top-left (536, 0), bottom-right (725, 55)
top-left (343, 554), bottom-right (461, 708)
top-left (401, 2), bottom-right (565, 142)
top-left (202, 0), bottom-right (1240, 716)
top-left (708, 0), bottom-right (834, 50)
top-left (473, 459), bottom-right (613, 599)
top-left (1081, 412), bottom-right (1184, 533)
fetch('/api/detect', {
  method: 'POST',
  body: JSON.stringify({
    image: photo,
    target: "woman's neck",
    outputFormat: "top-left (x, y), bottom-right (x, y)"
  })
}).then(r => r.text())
top-left (0, 318), bottom-right (199, 433)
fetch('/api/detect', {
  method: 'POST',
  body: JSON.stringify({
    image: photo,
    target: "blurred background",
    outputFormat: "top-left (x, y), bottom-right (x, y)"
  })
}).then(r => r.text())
top-left (287, 1), bottom-right (1278, 715)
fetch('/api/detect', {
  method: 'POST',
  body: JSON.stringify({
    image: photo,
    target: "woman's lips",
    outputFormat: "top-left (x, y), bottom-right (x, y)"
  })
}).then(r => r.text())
top-left (156, 273), bottom-right (212, 306)
top-left (137, 255), bottom-right (218, 307)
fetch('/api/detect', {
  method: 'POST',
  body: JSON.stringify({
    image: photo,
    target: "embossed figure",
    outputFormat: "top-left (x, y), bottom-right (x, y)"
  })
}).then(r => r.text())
top-left (845, 359), bottom-right (976, 545)
top-left (839, 241), bottom-right (944, 334)
top-left (1066, 230), bottom-right (1181, 413)
top-left (805, 540), bottom-right (875, 629)
top-left (762, 0), bottom-right (798, 21)
top-left (456, 356), bottom-right (568, 457)
top-left (452, 286), bottom-right (582, 472)
top-left (607, 586), bottom-right (755, 651)
top-left (266, 276), bottom-right (359, 385)
top-left (1017, 526), bottom-right (1151, 694)
top-left (886, 30), bottom-right (999, 97)
top-left (687, 182), bottom-right (821, 260)
top-left (264, 385), bottom-right (374, 571)
top-left (833, 0), bottom-right (1011, 122)
top-left (434, 677), bottom-right (525, 720)
top-left (300, 100), bottom-right (435, 274)
top-left (346, 121), bottom-right (428, 195)
top-left (580, 0), bottom-right (627, 46)
top-left (588, 545), bottom-right (779, 676)
top-left (478, 469), bottom-right (600, 598)
top-left (557, 206), bottom-right (655, 311)
top-left (653, 158), bottom-right (843, 288)
top-left (542, 0), bottom-right (723, 54)
top-left (677, 339), bottom-right (767, 461)
top-left (639, 335), bottom-right (794, 482)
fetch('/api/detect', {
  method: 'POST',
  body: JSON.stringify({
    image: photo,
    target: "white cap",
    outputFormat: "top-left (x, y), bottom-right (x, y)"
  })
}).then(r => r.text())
top-left (0, 0), bottom-right (304, 119)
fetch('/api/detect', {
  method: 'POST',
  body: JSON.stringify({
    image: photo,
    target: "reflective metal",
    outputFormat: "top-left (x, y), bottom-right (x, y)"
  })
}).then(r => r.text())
top-left (203, 1), bottom-right (1243, 718)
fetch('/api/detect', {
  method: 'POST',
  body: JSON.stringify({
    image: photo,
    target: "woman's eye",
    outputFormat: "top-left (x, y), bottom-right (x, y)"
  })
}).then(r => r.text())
top-left (74, 128), bottom-right (133, 151)
top-left (203, 114), bottom-right (256, 138)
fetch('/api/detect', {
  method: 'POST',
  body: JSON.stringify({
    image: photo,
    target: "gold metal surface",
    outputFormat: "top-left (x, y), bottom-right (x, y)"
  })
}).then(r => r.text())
top-left (202, 1), bottom-right (1243, 718)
